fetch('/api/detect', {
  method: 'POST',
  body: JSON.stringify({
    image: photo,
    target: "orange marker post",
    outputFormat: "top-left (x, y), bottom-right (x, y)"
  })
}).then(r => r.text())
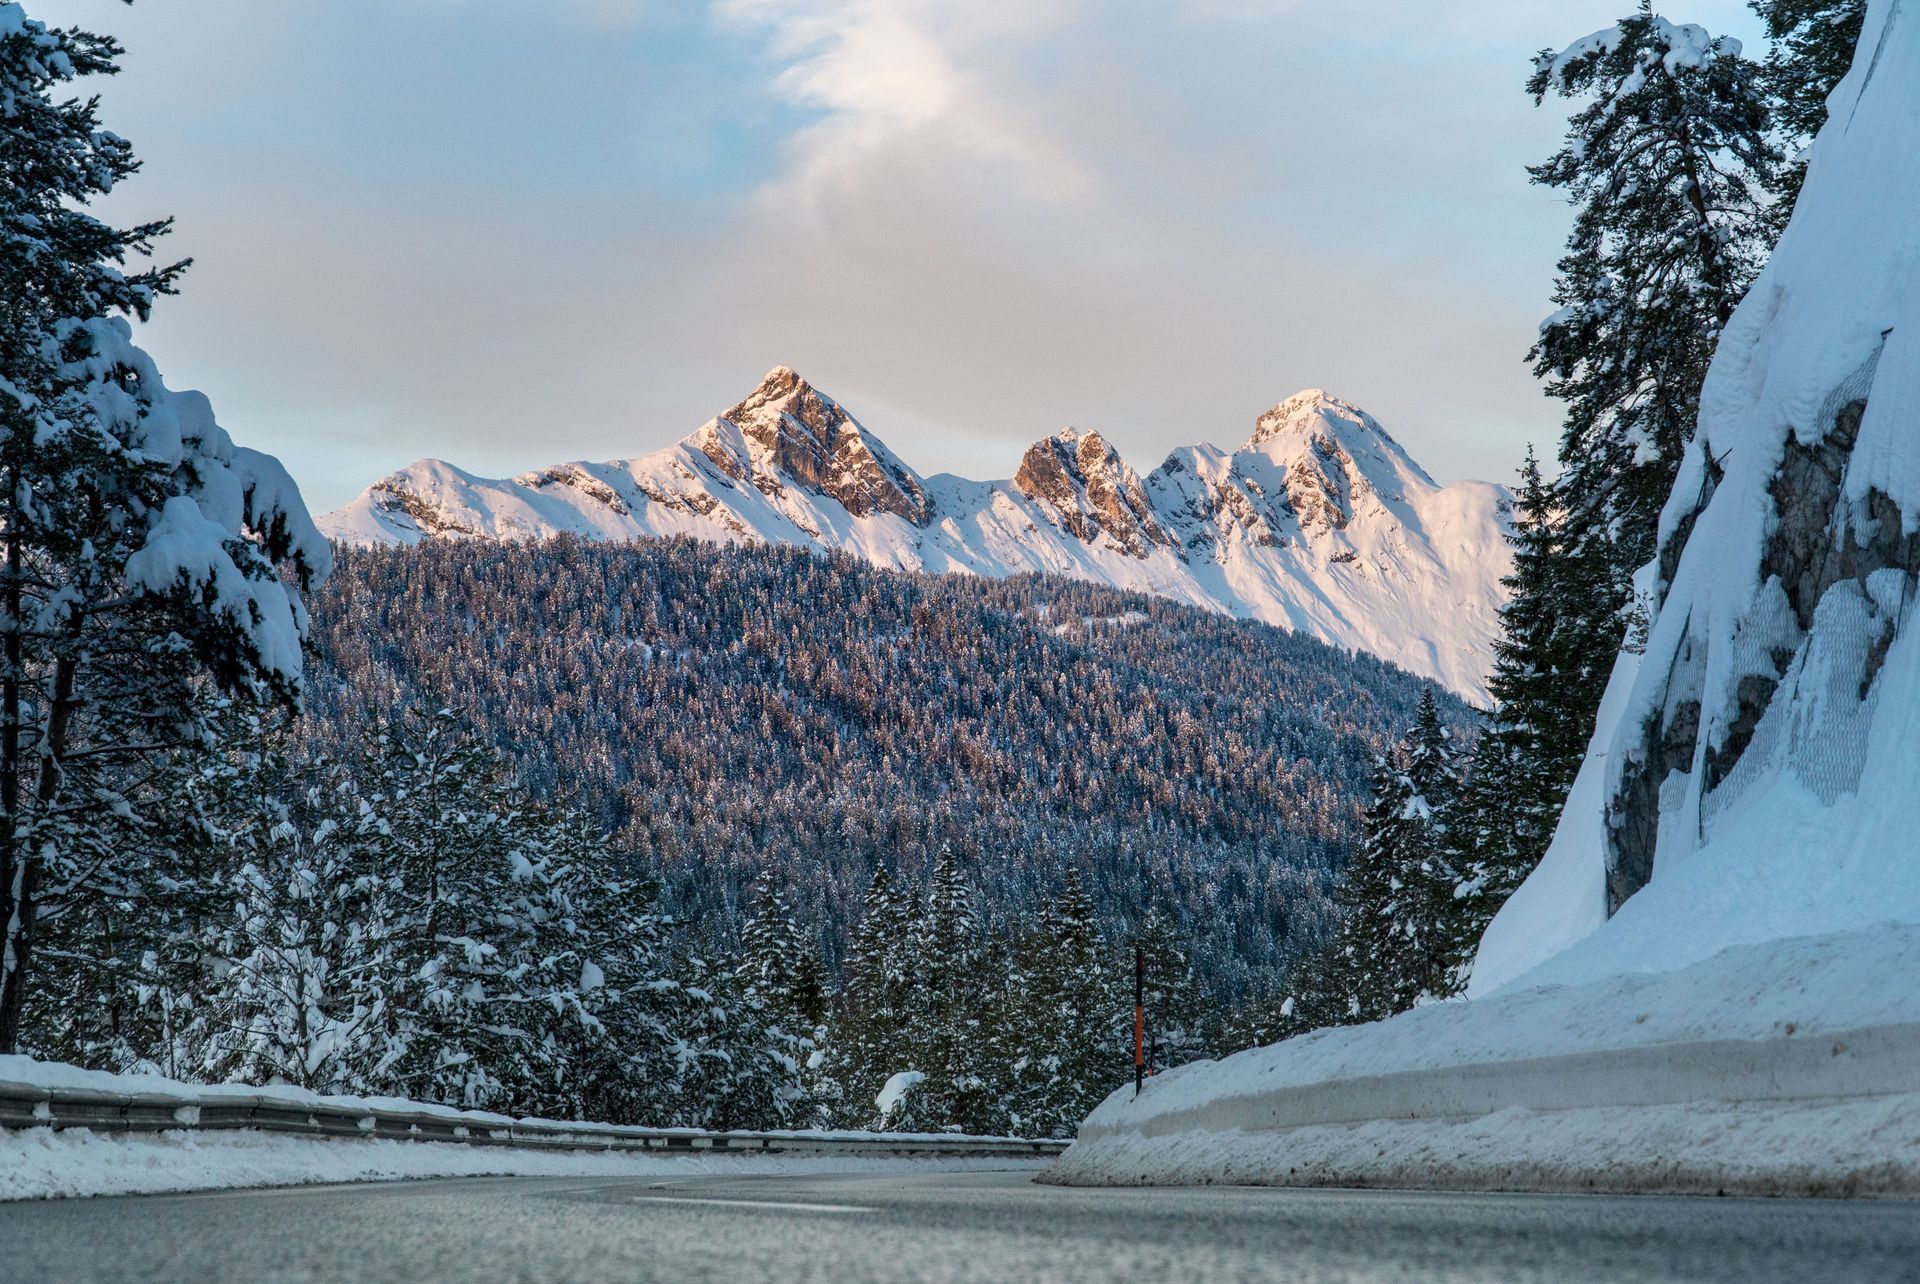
top-left (1134, 944), bottom-right (1145, 1097)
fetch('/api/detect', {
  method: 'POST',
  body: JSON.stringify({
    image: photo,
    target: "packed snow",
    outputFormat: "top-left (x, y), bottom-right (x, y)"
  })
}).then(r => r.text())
top-left (319, 375), bottom-right (1511, 702)
top-left (1049, 923), bottom-right (1920, 1195)
top-left (0, 1129), bottom-right (1044, 1202)
top-left (875, 1070), bottom-right (926, 1118)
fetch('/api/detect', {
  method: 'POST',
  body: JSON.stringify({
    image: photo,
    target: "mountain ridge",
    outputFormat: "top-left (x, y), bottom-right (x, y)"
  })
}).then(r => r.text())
top-left (320, 369), bottom-right (1512, 701)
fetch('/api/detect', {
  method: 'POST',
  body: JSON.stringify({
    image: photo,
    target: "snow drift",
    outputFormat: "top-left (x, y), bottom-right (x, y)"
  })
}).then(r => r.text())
top-left (1054, 1), bottom-right (1920, 1193)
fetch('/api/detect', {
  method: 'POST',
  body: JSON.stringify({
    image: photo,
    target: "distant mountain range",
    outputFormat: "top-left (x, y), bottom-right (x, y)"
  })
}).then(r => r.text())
top-left (320, 368), bottom-right (1511, 700)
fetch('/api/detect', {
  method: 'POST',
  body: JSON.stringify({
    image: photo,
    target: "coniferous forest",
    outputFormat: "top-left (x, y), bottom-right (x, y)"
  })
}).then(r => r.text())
top-left (309, 536), bottom-right (1461, 1001)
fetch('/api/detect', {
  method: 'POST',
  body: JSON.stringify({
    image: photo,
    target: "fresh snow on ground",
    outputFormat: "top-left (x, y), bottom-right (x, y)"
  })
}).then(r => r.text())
top-left (0, 1129), bottom-right (1044, 1202)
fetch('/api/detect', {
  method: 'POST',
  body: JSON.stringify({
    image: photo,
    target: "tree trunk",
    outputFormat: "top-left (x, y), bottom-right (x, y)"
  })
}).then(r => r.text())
top-left (0, 498), bottom-right (25, 1054)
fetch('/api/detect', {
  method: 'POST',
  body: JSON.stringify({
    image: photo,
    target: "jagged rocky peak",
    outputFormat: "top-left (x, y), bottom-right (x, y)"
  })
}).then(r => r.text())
top-left (1244, 389), bottom-right (1419, 533)
top-left (1015, 427), bottom-right (1172, 559)
top-left (702, 366), bottom-right (932, 525)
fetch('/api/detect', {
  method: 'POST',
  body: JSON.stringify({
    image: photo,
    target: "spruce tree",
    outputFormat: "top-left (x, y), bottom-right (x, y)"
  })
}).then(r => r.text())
top-left (823, 866), bottom-right (917, 1126)
top-left (1527, 4), bottom-right (1778, 655)
top-left (1010, 870), bottom-right (1116, 1136)
top-left (1445, 449), bottom-right (1624, 947)
top-left (1312, 694), bottom-right (1467, 1024)
top-left (1396, 691), bottom-right (1466, 1002)
top-left (1751, 1), bottom-right (1867, 187)
top-left (201, 755), bottom-right (403, 1094)
top-left (0, 3), bottom-right (327, 1053)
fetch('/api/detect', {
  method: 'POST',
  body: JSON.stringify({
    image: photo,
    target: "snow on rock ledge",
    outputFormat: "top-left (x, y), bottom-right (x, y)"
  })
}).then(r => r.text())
top-left (1046, 924), bottom-right (1920, 1195)
top-left (1471, 0), bottom-right (1920, 995)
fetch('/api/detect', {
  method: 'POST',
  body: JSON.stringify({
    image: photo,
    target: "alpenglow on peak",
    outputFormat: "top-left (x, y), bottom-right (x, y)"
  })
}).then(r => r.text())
top-left (321, 372), bottom-right (1512, 701)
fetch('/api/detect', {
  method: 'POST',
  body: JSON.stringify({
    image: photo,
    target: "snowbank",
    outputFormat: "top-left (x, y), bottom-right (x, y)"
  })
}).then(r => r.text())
top-left (0, 1055), bottom-right (1055, 1201)
top-left (1047, 923), bottom-right (1920, 1195)
top-left (0, 1129), bottom-right (1043, 1202)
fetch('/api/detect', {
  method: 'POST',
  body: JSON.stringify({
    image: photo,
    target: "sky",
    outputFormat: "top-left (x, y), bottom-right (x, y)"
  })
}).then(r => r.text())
top-left (38, 0), bottom-right (1768, 513)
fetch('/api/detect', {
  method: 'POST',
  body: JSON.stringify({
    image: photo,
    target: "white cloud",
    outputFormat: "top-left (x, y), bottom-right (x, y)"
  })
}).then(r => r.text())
top-left (719, 0), bottom-right (1102, 215)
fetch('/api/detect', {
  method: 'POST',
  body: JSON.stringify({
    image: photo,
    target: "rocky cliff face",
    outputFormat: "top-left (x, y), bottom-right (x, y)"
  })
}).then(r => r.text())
top-left (321, 370), bottom-right (1511, 701)
top-left (1014, 428), bottom-right (1173, 559)
top-left (699, 367), bottom-right (932, 525)
top-left (1472, 0), bottom-right (1920, 996)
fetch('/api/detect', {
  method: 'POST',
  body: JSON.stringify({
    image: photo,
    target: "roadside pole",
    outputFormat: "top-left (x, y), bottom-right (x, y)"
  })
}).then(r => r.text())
top-left (1135, 944), bottom-right (1145, 1097)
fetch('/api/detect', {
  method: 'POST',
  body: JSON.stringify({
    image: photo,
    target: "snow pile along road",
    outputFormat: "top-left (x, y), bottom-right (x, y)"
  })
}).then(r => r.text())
top-left (0, 1128), bottom-right (1043, 1202)
top-left (1047, 923), bottom-right (1920, 1195)
top-left (0, 1056), bottom-right (1054, 1201)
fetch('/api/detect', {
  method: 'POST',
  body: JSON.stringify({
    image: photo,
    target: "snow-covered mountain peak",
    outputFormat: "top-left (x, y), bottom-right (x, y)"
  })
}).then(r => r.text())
top-left (320, 375), bottom-right (1511, 701)
top-left (696, 366), bottom-right (932, 525)
top-left (1013, 427), bottom-right (1172, 559)
top-left (1239, 389), bottom-right (1436, 532)
top-left (1248, 390), bottom-right (1427, 473)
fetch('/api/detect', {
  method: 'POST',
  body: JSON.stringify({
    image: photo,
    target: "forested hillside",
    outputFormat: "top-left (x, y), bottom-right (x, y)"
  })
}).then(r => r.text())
top-left (310, 536), bottom-right (1468, 998)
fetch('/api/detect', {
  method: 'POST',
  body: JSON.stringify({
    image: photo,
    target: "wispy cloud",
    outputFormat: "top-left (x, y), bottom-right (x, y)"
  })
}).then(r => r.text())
top-left (717, 0), bottom-right (1102, 216)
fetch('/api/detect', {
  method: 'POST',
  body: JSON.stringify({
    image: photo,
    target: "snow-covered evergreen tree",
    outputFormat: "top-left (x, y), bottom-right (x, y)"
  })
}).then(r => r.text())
top-left (1446, 450), bottom-right (1627, 944)
top-left (1751, 0), bottom-right (1867, 173)
top-left (1309, 693), bottom-right (1467, 1024)
top-left (822, 866), bottom-right (917, 1126)
top-left (0, 2), bottom-right (327, 1053)
top-left (1526, 5), bottom-right (1779, 697)
top-left (736, 872), bottom-right (824, 1032)
top-left (201, 755), bottom-right (402, 1094)
top-left (1009, 871), bottom-right (1118, 1136)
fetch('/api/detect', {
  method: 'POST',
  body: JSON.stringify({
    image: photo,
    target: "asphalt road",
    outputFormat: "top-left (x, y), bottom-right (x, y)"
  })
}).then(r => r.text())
top-left (4, 1168), bottom-right (1918, 1284)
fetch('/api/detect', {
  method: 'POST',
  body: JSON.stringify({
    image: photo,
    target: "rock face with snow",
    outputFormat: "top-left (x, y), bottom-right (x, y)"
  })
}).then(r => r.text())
top-left (322, 373), bottom-right (1511, 701)
top-left (1472, 0), bottom-right (1920, 996)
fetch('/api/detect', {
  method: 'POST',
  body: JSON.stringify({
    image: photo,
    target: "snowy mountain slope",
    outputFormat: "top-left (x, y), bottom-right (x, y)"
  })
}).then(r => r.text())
top-left (321, 369), bottom-right (1511, 700)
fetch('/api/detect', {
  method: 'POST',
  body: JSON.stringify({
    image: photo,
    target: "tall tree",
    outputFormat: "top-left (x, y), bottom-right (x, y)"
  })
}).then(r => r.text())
top-left (1310, 693), bottom-right (1466, 1024)
top-left (1008, 870), bottom-right (1117, 1136)
top-left (1528, 4), bottom-right (1778, 606)
top-left (822, 866), bottom-right (917, 1125)
top-left (0, 4), bottom-right (327, 1052)
top-left (1751, 1), bottom-right (1867, 153)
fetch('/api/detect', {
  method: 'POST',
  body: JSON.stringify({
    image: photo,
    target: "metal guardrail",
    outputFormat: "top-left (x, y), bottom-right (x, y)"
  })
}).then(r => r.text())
top-left (0, 1076), bottom-right (1071, 1159)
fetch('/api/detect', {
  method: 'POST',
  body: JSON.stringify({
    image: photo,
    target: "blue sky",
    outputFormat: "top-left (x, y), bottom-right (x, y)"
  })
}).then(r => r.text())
top-left (40, 0), bottom-right (1766, 512)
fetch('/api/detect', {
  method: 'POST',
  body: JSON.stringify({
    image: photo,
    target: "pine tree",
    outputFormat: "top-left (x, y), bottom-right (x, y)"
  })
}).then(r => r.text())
top-left (1443, 449), bottom-right (1625, 955)
top-left (1751, 0), bottom-right (1867, 207)
top-left (1527, 4), bottom-right (1779, 651)
top-left (0, 3), bottom-right (327, 1053)
top-left (1010, 870), bottom-right (1118, 1136)
top-left (736, 873), bottom-right (819, 1033)
top-left (726, 872), bottom-right (825, 1125)
top-left (1310, 694), bottom-right (1467, 1024)
top-left (902, 846), bottom-right (991, 1132)
top-left (201, 755), bottom-right (403, 1094)
top-left (823, 866), bottom-right (918, 1126)
top-left (1395, 692), bottom-right (1465, 1002)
